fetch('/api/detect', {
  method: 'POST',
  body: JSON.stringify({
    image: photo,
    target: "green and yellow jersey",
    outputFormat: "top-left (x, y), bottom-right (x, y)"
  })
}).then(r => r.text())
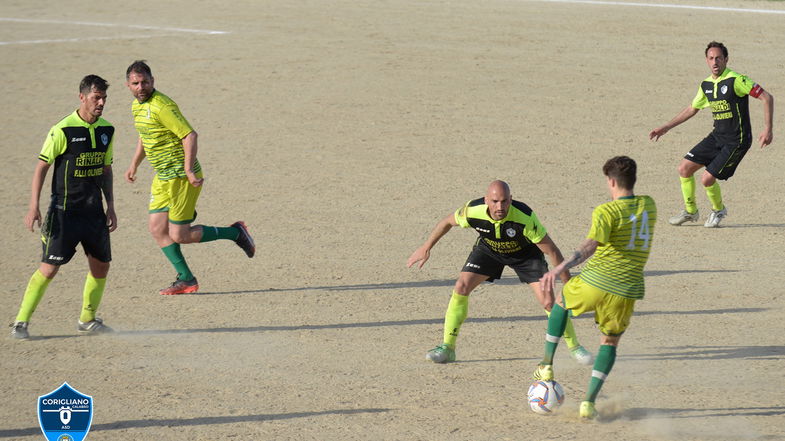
top-left (580, 195), bottom-right (656, 299)
top-left (691, 68), bottom-right (763, 145)
top-left (131, 90), bottom-right (200, 180)
top-left (455, 198), bottom-right (547, 258)
top-left (39, 110), bottom-right (114, 211)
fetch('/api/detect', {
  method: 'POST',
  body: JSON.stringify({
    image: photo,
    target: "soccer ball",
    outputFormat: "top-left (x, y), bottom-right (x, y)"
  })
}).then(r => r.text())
top-left (527, 380), bottom-right (565, 414)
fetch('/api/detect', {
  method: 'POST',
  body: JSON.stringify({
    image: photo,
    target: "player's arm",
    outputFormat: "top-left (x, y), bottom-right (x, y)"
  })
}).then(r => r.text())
top-left (406, 214), bottom-right (458, 269)
top-left (101, 165), bottom-right (117, 232)
top-left (534, 234), bottom-right (570, 284)
top-left (539, 238), bottom-right (600, 295)
top-left (124, 137), bottom-right (146, 183)
top-left (25, 160), bottom-right (50, 232)
top-left (182, 131), bottom-right (203, 187)
top-left (756, 90), bottom-right (774, 148)
top-left (649, 106), bottom-right (700, 141)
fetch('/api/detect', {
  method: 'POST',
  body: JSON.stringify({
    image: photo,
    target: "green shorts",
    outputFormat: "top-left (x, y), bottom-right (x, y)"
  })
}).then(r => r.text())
top-left (561, 275), bottom-right (636, 336)
top-left (149, 172), bottom-right (203, 224)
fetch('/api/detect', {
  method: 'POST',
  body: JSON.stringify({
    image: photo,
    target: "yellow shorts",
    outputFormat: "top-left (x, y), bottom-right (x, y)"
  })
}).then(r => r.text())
top-left (149, 173), bottom-right (203, 224)
top-left (561, 276), bottom-right (636, 336)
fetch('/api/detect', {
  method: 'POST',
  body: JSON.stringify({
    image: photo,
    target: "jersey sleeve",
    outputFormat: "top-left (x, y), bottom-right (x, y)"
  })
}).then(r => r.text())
top-left (157, 103), bottom-right (194, 139)
top-left (691, 86), bottom-right (709, 109)
top-left (37, 126), bottom-right (67, 164)
top-left (734, 74), bottom-right (762, 98)
top-left (586, 205), bottom-right (612, 244)
top-left (524, 211), bottom-right (548, 243)
top-left (104, 136), bottom-right (114, 166)
top-left (454, 202), bottom-right (471, 228)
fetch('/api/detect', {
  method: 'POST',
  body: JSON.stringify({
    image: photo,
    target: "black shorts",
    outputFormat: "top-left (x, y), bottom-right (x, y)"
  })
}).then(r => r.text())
top-left (41, 208), bottom-right (111, 265)
top-left (462, 244), bottom-right (548, 284)
top-left (686, 133), bottom-right (751, 180)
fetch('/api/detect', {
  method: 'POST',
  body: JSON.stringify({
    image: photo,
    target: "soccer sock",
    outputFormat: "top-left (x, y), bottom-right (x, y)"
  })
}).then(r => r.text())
top-left (15, 270), bottom-right (53, 322)
top-left (542, 303), bottom-right (569, 365)
top-left (443, 291), bottom-right (469, 348)
top-left (80, 273), bottom-right (106, 323)
top-left (199, 225), bottom-right (240, 243)
top-left (546, 309), bottom-right (580, 350)
top-left (705, 181), bottom-right (724, 211)
top-left (161, 243), bottom-right (194, 281)
top-left (586, 344), bottom-right (617, 403)
top-left (679, 176), bottom-right (698, 214)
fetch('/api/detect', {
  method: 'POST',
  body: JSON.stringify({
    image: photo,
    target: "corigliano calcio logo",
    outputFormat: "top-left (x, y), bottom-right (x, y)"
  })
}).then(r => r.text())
top-left (38, 383), bottom-right (93, 441)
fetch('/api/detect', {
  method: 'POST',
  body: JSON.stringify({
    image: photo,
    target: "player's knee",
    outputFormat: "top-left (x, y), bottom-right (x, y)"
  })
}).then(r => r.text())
top-left (170, 231), bottom-right (190, 244)
top-left (453, 280), bottom-right (472, 295)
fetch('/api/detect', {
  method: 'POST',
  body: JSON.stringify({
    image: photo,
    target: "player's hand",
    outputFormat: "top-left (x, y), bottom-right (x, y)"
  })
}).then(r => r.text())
top-left (106, 207), bottom-right (118, 233)
top-left (406, 246), bottom-right (430, 269)
top-left (186, 172), bottom-right (204, 187)
top-left (649, 127), bottom-right (668, 141)
top-left (24, 207), bottom-right (41, 232)
top-left (539, 270), bottom-right (558, 297)
top-left (759, 129), bottom-right (773, 148)
top-left (124, 167), bottom-right (137, 183)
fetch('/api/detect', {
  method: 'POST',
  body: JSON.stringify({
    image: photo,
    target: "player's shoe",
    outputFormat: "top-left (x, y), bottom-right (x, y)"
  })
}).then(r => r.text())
top-left (425, 344), bottom-right (456, 363)
top-left (159, 277), bottom-right (199, 295)
top-left (231, 221), bottom-right (255, 258)
top-left (704, 207), bottom-right (727, 228)
top-left (77, 318), bottom-right (113, 334)
top-left (569, 346), bottom-right (594, 366)
top-left (532, 364), bottom-right (554, 381)
top-left (10, 321), bottom-right (29, 339)
top-left (579, 401), bottom-right (598, 420)
top-left (669, 209), bottom-right (699, 226)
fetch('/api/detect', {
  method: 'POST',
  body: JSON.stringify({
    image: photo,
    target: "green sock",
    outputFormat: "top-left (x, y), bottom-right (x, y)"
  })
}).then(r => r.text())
top-left (199, 225), bottom-right (239, 243)
top-left (443, 291), bottom-right (469, 347)
top-left (161, 243), bottom-right (194, 281)
top-left (546, 309), bottom-right (581, 350)
top-left (80, 273), bottom-right (106, 322)
top-left (15, 270), bottom-right (53, 322)
top-left (543, 303), bottom-right (568, 365)
top-left (679, 176), bottom-right (697, 213)
top-left (705, 182), bottom-right (724, 211)
top-left (586, 344), bottom-right (617, 402)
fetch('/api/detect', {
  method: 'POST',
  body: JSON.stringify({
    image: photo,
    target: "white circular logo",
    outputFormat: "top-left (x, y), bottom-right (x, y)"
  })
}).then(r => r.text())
top-left (506, 228), bottom-right (516, 237)
top-left (101, 134), bottom-right (109, 145)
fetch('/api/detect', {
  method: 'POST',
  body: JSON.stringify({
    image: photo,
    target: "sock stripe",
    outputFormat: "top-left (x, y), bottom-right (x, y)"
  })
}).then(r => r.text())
top-left (545, 334), bottom-right (560, 343)
top-left (591, 369), bottom-right (608, 381)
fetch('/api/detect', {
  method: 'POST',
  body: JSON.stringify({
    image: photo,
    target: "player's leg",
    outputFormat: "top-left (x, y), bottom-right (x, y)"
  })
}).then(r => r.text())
top-left (670, 158), bottom-right (703, 225)
top-left (529, 281), bottom-right (593, 366)
top-left (12, 263), bottom-right (59, 339)
top-left (702, 143), bottom-right (748, 227)
top-left (78, 255), bottom-right (112, 333)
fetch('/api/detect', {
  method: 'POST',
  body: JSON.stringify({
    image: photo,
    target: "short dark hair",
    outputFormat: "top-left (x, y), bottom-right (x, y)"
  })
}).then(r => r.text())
top-left (603, 156), bottom-right (637, 190)
top-left (126, 60), bottom-right (153, 79)
top-left (79, 75), bottom-right (109, 94)
top-left (705, 41), bottom-right (728, 58)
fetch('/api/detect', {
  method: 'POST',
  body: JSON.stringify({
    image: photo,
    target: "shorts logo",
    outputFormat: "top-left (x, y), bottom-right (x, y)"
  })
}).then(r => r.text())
top-left (48, 255), bottom-right (64, 261)
top-left (505, 228), bottom-right (516, 237)
top-left (38, 383), bottom-right (93, 441)
top-left (465, 262), bottom-right (480, 269)
top-left (720, 85), bottom-right (728, 95)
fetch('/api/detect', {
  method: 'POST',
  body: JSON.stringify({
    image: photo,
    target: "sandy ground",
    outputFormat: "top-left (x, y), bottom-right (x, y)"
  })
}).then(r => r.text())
top-left (2, 1), bottom-right (785, 440)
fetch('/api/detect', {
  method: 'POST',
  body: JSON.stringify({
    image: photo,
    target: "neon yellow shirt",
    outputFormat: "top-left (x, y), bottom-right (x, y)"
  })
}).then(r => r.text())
top-left (131, 90), bottom-right (200, 180)
top-left (454, 198), bottom-right (547, 257)
top-left (580, 195), bottom-right (657, 299)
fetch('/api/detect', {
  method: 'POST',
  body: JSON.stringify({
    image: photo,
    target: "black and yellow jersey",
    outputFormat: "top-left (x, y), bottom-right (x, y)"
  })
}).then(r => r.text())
top-left (691, 68), bottom-right (763, 145)
top-left (38, 110), bottom-right (114, 211)
top-left (131, 90), bottom-right (200, 180)
top-left (454, 198), bottom-right (547, 257)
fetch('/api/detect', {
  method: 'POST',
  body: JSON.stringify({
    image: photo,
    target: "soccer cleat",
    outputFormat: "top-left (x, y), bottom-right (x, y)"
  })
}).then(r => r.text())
top-left (570, 346), bottom-right (594, 366)
top-left (425, 344), bottom-right (456, 363)
top-left (704, 207), bottom-right (728, 228)
top-left (579, 401), bottom-right (598, 420)
top-left (231, 221), bottom-right (255, 258)
top-left (10, 321), bottom-right (29, 340)
top-left (159, 277), bottom-right (199, 295)
top-left (532, 364), bottom-right (554, 381)
top-left (77, 318), bottom-right (113, 334)
top-left (669, 209), bottom-right (699, 226)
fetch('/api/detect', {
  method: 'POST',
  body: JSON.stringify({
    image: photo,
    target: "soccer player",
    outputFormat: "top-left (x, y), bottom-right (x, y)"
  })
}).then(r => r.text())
top-left (407, 180), bottom-right (593, 365)
top-left (649, 41), bottom-right (774, 228)
top-left (10, 75), bottom-right (116, 339)
top-left (124, 60), bottom-right (255, 295)
top-left (533, 156), bottom-right (656, 420)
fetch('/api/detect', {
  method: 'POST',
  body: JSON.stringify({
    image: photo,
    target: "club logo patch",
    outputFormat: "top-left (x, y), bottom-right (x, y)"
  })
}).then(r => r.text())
top-left (38, 383), bottom-right (93, 441)
top-left (720, 85), bottom-right (728, 95)
top-left (506, 228), bottom-right (516, 237)
top-left (101, 134), bottom-right (109, 146)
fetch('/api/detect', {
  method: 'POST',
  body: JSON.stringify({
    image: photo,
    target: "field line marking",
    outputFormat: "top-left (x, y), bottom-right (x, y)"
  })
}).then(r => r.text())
top-left (528, 0), bottom-right (785, 15)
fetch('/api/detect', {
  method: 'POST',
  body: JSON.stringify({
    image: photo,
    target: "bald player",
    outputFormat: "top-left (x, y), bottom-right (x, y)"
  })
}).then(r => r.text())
top-left (407, 181), bottom-right (593, 365)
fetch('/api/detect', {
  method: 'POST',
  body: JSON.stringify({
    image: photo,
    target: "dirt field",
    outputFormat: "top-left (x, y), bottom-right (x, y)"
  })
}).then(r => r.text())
top-left (2, 1), bottom-right (785, 440)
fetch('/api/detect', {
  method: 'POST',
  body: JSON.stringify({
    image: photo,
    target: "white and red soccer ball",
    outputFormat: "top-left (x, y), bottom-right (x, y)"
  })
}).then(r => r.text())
top-left (527, 380), bottom-right (565, 414)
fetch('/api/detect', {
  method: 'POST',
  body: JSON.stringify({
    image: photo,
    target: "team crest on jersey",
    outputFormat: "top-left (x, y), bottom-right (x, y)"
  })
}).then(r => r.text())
top-left (720, 85), bottom-right (728, 95)
top-left (101, 134), bottom-right (109, 146)
top-left (38, 383), bottom-right (93, 441)
top-left (506, 228), bottom-right (516, 237)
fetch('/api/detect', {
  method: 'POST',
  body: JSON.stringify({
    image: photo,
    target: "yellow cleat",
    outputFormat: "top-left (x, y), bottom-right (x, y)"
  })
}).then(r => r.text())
top-left (579, 401), bottom-right (598, 420)
top-left (532, 364), bottom-right (553, 381)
